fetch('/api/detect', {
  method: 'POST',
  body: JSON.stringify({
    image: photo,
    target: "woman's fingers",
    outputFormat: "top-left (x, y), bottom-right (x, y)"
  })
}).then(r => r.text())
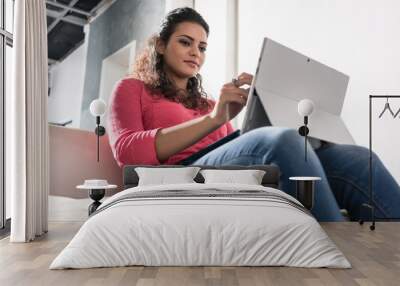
top-left (221, 90), bottom-right (248, 105)
top-left (238, 72), bottom-right (253, 80)
top-left (226, 94), bottom-right (247, 106)
top-left (219, 80), bottom-right (251, 114)
top-left (224, 72), bottom-right (253, 89)
top-left (222, 85), bottom-right (249, 99)
top-left (235, 72), bottom-right (253, 86)
top-left (215, 74), bottom-right (252, 122)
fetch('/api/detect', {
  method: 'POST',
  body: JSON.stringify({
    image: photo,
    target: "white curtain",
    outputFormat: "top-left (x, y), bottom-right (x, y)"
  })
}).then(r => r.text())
top-left (9, 0), bottom-right (49, 242)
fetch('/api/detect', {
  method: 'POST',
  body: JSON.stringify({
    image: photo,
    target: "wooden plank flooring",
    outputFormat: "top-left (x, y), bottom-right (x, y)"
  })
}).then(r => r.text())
top-left (1, 222), bottom-right (399, 286)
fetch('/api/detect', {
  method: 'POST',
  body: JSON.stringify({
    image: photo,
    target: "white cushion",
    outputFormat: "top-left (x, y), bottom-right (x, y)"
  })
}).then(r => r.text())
top-left (200, 169), bottom-right (266, 185)
top-left (135, 167), bottom-right (201, 186)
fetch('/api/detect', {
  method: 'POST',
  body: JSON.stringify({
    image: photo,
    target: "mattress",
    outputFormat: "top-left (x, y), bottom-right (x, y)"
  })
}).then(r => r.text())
top-left (50, 183), bottom-right (350, 269)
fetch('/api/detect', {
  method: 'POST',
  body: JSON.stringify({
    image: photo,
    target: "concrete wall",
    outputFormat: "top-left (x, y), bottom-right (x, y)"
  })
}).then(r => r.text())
top-left (80, 0), bottom-right (165, 130)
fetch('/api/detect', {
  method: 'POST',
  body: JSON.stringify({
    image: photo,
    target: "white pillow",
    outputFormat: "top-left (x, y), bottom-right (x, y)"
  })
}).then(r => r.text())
top-left (200, 169), bottom-right (266, 185)
top-left (135, 167), bottom-right (201, 186)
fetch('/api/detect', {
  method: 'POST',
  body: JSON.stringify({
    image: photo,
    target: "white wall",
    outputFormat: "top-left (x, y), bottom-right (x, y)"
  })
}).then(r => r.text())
top-left (237, 0), bottom-right (400, 183)
top-left (195, 0), bottom-right (240, 127)
top-left (165, 0), bottom-right (194, 12)
top-left (195, 0), bottom-right (228, 100)
top-left (98, 41), bottom-right (136, 105)
top-left (48, 37), bottom-right (88, 129)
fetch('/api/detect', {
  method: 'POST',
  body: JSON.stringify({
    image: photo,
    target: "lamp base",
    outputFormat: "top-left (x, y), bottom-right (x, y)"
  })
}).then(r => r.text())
top-left (88, 189), bottom-right (105, 215)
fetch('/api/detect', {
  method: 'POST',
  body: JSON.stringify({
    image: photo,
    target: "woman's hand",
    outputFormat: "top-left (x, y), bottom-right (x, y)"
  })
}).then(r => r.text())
top-left (210, 72), bottom-right (253, 126)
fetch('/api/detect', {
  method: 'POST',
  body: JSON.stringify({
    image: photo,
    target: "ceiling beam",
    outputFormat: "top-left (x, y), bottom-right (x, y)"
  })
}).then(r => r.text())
top-left (47, 9), bottom-right (87, 26)
top-left (46, 0), bottom-right (91, 17)
top-left (88, 0), bottom-right (116, 23)
top-left (47, 0), bottom-right (81, 34)
top-left (48, 58), bottom-right (59, 65)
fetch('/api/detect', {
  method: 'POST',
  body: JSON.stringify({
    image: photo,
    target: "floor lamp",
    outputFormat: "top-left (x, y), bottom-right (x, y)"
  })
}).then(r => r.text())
top-left (359, 95), bottom-right (400, 230)
top-left (90, 99), bottom-right (107, 162)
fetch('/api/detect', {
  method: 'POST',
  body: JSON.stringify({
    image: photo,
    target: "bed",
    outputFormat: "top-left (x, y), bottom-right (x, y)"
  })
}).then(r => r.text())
top-left (50, 165), bottom-right (350, 269)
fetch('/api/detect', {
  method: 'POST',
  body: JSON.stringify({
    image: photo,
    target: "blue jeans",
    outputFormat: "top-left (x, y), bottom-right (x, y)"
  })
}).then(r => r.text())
top-left (190, 127), bottom-right (400, 221)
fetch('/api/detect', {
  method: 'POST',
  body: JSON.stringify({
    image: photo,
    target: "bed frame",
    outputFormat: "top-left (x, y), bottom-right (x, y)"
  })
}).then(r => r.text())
top-left (123, 165), bottom-right (281, 189)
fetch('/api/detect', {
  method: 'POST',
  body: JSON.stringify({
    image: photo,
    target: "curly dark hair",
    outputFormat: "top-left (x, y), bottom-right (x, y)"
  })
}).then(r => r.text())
top-left (131, 7), bottom-right (212, 111)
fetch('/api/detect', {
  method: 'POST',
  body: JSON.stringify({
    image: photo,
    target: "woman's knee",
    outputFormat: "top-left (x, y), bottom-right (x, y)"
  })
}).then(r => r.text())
top-left (350, 145), bottom-right (382, 167)
top-left (318, 144), bottom-right (381, 173)
top-left (338, 144), bottom-right (378, 162)
top-left (354, 145), bottom-right (377, 158)
top-left (247, 127), bottom-right (303, 151)
top-left (248, 126), bottom-right (299, 141)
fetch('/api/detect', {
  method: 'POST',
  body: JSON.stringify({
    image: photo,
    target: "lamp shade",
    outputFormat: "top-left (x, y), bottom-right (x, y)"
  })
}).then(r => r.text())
top-left (297, 99), bottom-right (315, 116)
top-left (90, 99), bottom-right (107, 116)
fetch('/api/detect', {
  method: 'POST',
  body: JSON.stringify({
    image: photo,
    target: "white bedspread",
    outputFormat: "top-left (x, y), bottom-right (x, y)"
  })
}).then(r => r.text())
top-left (50, 183), bottom-right (350, 269)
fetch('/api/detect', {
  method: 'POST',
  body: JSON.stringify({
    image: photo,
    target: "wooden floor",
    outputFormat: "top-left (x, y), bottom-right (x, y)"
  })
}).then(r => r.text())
top-left (1, 222), bottom-right (399, 286)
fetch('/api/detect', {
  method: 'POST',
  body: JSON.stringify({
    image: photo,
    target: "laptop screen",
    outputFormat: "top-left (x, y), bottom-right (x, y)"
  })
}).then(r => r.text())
top-left (241, 37), bottom-right (355, 145)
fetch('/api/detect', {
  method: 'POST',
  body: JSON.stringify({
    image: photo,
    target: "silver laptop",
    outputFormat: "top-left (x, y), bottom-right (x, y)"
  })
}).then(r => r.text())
top-left (241, 37), bottom-right (355, 145)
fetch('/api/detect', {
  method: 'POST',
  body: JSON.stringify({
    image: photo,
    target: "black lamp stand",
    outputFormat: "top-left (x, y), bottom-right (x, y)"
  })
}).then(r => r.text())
top-left (94, 116), bottom-right (106, 162)
top-left (298, 116), bottom-right (310, 162)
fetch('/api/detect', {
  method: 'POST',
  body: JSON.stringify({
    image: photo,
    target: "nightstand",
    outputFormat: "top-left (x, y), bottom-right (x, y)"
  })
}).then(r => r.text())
top-left (289, 176), bottom-right (321, 210)
top-left (77, 180), bottom-right (117, 215)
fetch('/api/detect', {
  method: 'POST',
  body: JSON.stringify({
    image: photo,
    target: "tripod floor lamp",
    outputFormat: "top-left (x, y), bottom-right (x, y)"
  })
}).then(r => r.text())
top-left (359, 95), bottom-right (400, 230)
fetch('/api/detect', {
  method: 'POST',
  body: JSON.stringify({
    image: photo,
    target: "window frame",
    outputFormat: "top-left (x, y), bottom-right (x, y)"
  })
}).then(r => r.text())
top-left (0, 0), bottom-right (13, 233)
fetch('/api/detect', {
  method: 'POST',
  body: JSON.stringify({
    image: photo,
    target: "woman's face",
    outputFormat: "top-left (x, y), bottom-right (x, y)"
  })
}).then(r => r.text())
top-left (157, 21), bottom-right (208, 82)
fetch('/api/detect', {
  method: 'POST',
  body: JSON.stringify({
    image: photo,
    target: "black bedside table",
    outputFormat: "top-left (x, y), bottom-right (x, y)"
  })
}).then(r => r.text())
top-left (77, 180), bottom-right (117, 215)
top-left (289, 176), bottom-right (321, 210)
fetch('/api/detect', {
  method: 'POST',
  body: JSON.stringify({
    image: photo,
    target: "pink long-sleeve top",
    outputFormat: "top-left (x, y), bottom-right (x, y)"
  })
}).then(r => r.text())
top-left (107, 78), bottom-right (235, 167)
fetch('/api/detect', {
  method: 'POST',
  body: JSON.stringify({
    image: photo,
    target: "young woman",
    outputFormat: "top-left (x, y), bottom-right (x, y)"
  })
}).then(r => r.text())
top-left (107, 7), bottom-right (400, 221)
